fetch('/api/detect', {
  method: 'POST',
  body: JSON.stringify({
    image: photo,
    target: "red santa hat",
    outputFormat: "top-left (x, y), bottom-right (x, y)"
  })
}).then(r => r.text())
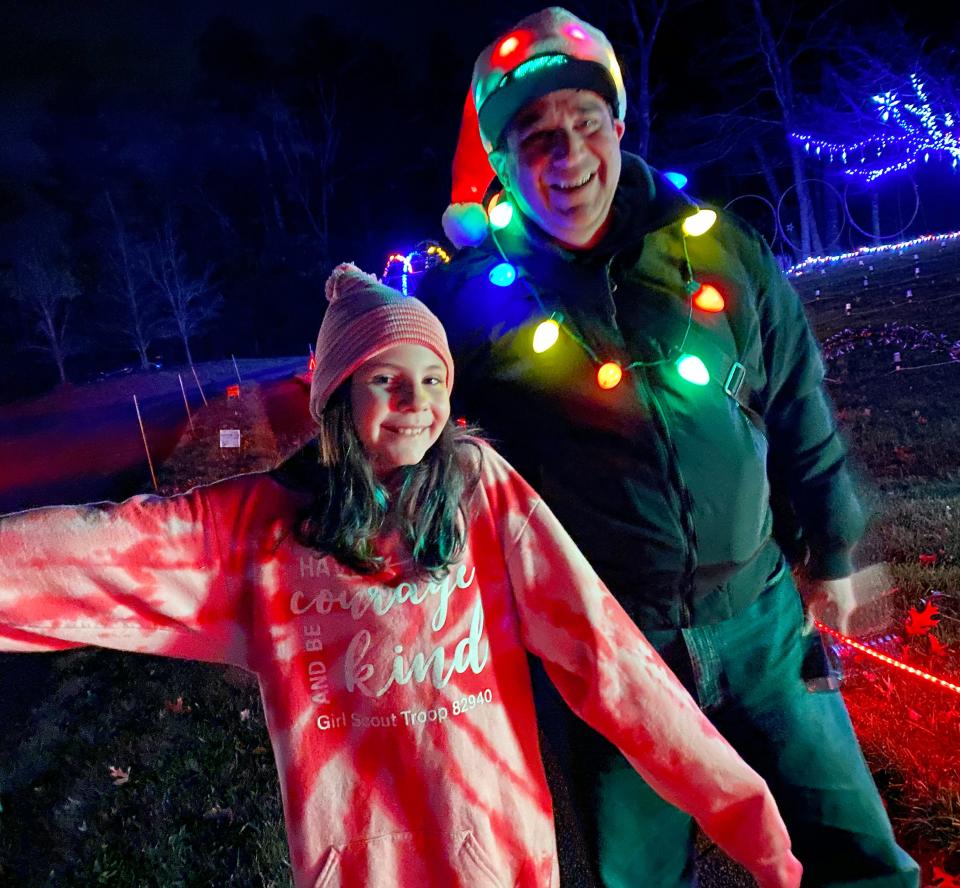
top-left (442, 7), bottom-right (628, 248)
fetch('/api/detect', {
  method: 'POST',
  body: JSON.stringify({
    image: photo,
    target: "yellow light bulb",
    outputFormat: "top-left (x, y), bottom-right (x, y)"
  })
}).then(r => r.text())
top-left (682, 208), bottom-right (718, 237)
top-left (532, 318), bottom-right (560, 353)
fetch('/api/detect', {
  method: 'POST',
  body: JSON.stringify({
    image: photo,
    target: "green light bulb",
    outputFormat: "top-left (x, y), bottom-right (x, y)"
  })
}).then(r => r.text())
top-left (676, 354), bottom-right (710, 386)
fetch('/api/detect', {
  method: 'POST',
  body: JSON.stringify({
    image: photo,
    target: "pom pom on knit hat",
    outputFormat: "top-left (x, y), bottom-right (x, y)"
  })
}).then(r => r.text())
top-left (309, 264), bottom-right (454, 424)
top-left (443, 7), bottom-right (626, 248)
top-left (442, 92), bottom-right (497, 248)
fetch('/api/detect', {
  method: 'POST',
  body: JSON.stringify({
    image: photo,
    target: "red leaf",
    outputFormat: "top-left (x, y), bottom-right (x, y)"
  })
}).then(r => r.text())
top-left (108, 766), bottom-right (130, 786)
top-left (928, 635), bottom-right (949, 657)
top-left (164, 696), bottom-right (190, 713)
top-left (906, 600), bottom-right (941, 637)
top-left (929, 865), bottom-right (960, 888)
top-left (919, 553), bottom-right (938, 566)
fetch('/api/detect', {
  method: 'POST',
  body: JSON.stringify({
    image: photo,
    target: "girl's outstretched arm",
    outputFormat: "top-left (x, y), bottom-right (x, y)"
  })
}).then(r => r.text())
top-left (0, 480), bottom-right (251, 668)
top-left (491, 459), bottom-right (802, 888)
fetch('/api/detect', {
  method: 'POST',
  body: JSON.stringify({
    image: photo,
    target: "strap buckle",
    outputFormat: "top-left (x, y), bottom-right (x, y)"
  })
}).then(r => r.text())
top-left (724, 361), bottom-right (746, 398)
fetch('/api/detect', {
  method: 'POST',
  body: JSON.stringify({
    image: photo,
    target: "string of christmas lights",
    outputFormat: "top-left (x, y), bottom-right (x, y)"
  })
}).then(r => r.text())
top-left (790, 74), bottom-right (960, 182)
top-left (815, 620), bottom-right (960, 697)
top-left (482, 193), bottom-right (730, 392)
top-left (787, 228), bottom-right (960, 276)
top-left (382, 243), bottom-right (451, 296)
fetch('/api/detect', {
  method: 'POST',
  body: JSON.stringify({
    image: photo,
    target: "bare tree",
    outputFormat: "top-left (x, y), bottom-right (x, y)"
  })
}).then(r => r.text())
top-left (102, 193), bottom-right (166, 369)
top-left (258, 89), bottom-right (340, 260)
top-left (749, 0), bottom-right (836, 257)
top-left (619, 0), bottom-right (672, 159)
top-left (9, 247), bottom-right (82, 384)
top-left (147, 214), bottom-right (221, 369)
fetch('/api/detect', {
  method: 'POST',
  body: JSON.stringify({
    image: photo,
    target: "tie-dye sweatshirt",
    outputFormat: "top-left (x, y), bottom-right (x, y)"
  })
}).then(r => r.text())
top-left (0, 444), bottom-right (800, 888)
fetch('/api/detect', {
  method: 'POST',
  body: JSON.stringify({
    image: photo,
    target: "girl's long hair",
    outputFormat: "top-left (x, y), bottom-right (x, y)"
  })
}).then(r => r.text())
top-left (288, 383), bottom-right (483, 577)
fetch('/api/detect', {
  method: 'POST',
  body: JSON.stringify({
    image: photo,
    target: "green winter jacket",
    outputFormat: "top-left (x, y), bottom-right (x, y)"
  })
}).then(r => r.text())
top-left (419, 153), bottom-right (865, 629)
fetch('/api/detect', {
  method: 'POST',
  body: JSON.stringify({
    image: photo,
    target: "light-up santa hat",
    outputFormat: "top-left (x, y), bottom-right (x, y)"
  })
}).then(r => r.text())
top-left (442, 7), bottom-right (628, 248)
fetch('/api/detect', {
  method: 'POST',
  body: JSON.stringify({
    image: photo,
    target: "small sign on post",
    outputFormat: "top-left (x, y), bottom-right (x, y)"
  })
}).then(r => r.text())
top-left (226, 384), bottom-right (240, 399)
top-left (220, 429), bottom-right (241, 449)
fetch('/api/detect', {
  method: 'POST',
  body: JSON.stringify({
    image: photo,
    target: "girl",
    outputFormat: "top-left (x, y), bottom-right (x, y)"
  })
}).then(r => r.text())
top-left (0, 265), bottom-right (801, 888)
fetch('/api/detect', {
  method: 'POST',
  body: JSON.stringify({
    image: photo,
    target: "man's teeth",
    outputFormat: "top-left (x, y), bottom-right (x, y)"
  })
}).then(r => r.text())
top-left (554, 172), bottom-right (595, 190)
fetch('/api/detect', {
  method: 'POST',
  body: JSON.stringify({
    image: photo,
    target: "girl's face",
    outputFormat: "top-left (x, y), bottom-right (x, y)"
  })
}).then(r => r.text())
top-left (350, 343), bottom-right (451, 478)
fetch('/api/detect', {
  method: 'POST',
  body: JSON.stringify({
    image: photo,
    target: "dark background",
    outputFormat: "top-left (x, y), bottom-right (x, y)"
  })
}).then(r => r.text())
top-left (1, 0), bottom-right (958, 400)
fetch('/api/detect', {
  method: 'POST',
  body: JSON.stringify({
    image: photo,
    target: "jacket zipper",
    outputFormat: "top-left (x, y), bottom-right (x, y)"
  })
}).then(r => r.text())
top-left (606, 257), bottom-right (697, 627)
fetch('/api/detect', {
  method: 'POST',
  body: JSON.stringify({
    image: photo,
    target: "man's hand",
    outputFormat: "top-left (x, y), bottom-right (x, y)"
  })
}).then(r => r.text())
top-left (800, 563), bottom-right (896, 637)
top-left (803, 576), bottom-right (856, 636)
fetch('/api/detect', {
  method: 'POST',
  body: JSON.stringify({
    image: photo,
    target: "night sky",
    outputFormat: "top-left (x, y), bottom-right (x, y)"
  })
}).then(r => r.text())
top-left (1, 1), bottom-right (958, 396)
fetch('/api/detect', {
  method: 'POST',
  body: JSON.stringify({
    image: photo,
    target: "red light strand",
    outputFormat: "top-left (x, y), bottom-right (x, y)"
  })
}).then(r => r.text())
top-left (815, 620), bottom-right (960, 697)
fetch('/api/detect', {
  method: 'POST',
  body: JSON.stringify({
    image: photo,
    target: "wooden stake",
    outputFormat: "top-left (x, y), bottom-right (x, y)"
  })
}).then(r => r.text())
top-left (178, 373), bottom-right (195, 432)
top-left (190, 364), bottom-right (208, 406)
top-left (133, 395), bottom-right (159, 492)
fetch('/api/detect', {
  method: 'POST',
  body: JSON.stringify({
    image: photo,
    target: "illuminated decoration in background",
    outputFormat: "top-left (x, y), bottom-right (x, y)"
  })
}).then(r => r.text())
top-left (596, 361), bottom-right (623, 389)
top-left (532, 316), bottom-right (561, 353)
top-left (488, 262), bottom-right (517, 287)
top-left (786, 228), bottom-right (960, 276)
top-left (682, 208), bottom-right (718, 237)
top-left (382, 243), bottom-right (451, 296)
top-left (693, 284), bottom-right (725, 312)
top-left (676, 354), bottom-right (710, 385)
top-left (816, 621), bottom-right (960, 698)
top-left (790, 73), bottom-right (960, 182)
top-left (664, 171), bottom-right (689, 190)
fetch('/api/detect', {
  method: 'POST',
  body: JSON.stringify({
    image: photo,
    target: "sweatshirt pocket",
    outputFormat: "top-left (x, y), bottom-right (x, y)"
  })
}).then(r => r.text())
top-left (314, 829), bottom-right (506, 888)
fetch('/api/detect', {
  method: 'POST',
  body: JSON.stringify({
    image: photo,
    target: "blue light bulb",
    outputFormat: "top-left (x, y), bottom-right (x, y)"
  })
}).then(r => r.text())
top-left (488, 262), bottom-right (517, 287)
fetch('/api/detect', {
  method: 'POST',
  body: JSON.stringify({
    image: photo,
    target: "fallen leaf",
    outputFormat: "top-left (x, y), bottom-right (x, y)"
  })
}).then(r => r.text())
top-left (108, 766), bottom-right (130, 786)
top-left (906, 600), bottom-right (942, 636)
top-left (239, 709), bottom-right (250, 722)
top-left (929, 865), bottom-right (960, 888)
top-left (928, 635), bottom-right (948, 657)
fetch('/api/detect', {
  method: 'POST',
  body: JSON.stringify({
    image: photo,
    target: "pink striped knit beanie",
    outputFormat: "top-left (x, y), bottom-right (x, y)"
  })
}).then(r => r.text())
top-left (309, 263), bottom-right (455, 423)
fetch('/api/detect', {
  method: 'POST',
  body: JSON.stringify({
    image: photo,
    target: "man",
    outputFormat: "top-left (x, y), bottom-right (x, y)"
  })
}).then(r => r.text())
top-left (418, 7), bottom-right (919, 888)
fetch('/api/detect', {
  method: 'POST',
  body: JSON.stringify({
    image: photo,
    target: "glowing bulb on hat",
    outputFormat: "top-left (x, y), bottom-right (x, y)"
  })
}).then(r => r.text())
top-left (597, 362), bottom-right (623, 389)
top-left (532, 316), bottom-right (561, 353)
top-left (682, 209), bottom-right (718, 237)
top-left (499, 36), bottom-right (519, 56)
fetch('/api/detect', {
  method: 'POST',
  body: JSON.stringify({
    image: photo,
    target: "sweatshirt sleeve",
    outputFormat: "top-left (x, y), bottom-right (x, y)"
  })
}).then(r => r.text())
top-left (751, 235), bottom-right (866, 579)
top-left (0, 483), bottom-right (250, 668)
top-left (503, 483), bottom-right (800, 887)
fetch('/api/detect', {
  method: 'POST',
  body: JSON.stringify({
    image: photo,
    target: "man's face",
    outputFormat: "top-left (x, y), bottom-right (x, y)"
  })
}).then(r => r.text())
top-left (493, 89), bottom-right (625, 249)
